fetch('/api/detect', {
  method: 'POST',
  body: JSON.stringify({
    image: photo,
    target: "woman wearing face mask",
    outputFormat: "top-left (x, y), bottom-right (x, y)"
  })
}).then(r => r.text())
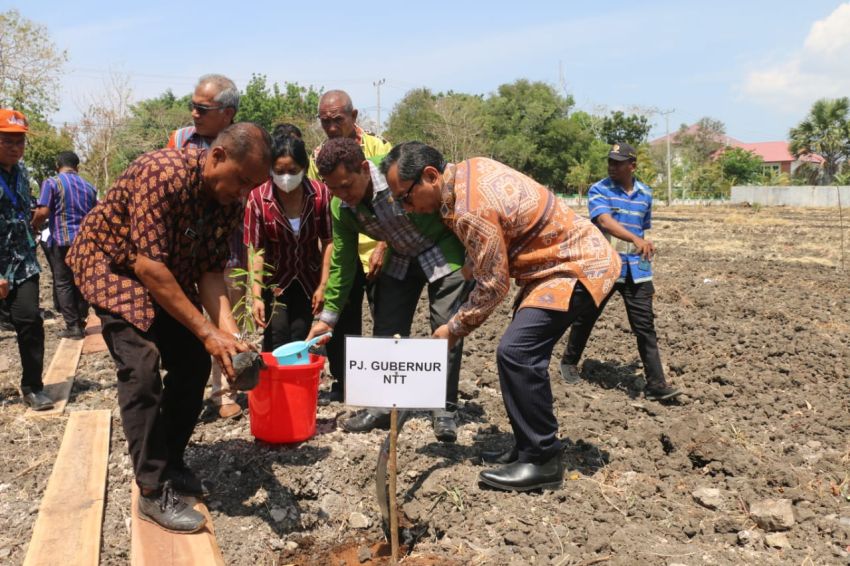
top-left (244, 125), bottom-right (333, 351)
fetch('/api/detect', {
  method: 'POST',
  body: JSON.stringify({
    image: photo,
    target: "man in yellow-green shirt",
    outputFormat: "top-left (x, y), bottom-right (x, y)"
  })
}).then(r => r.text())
top-left (308, 90), bottom-right (392, 405)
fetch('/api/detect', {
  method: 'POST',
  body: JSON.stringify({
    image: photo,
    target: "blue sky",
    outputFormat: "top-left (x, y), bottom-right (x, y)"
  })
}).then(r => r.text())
top-left (8, 0), bottom-right (850, 142)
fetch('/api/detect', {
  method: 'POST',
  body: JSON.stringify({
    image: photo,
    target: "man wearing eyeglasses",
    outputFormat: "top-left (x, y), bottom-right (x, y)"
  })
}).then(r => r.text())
top-left (306, 137), bottom-right (469, 442)
top-left (167, 74), bottom-right (244, 420)
top-left (0, 109), bottom-right (52, 411)
top-left (307, 90), bottom-right (393, 409)
top-left (381, 142), bottom-right (621, 492)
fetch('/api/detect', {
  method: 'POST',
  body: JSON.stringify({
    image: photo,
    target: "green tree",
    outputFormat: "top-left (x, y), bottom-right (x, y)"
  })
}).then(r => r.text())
top-left (599, 111), bottom-right (651, 145)
top-left (789, 97), bottom-right (850, 184)
top-left (23, 119), bottom-right (74, 188)
top-left (717, 147), bottom-right (763, 185)
top-left (384, 88), bottom-right (439, 144)
top-left (676, 117), bottom-right (726, 166)
top-left (238, 74), bottom-right (322, 147)
top-left (0, 9), bottom-right (67, 118)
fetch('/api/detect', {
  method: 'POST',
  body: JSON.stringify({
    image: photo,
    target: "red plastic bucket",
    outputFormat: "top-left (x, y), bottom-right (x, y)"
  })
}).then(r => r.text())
top-left (248, 352), bottom-right (324, 443)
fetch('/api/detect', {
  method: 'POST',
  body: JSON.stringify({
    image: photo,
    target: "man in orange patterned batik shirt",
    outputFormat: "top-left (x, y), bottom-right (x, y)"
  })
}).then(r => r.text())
top-left (382, 142), bottom-right (620, 493)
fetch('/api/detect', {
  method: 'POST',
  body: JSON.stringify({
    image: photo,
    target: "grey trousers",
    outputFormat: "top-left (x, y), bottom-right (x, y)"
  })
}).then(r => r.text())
top-left (368, 263), bottom-right (469, 416)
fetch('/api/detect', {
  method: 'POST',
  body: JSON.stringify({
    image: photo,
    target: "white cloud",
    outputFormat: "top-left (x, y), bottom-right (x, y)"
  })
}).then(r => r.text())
top-left (741, 3), bottom-right (850, 112)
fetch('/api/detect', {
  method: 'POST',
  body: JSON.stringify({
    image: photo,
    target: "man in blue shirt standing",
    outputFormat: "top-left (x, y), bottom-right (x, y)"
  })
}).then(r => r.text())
top-left (33, 151), bottom-right (98, 339)
top-left (561, 143), bottom-right (681, 401)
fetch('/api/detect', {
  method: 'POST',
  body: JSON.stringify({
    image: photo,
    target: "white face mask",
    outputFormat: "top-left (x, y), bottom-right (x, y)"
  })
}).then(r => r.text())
top-left (271, 170), bottom-right (304, 193)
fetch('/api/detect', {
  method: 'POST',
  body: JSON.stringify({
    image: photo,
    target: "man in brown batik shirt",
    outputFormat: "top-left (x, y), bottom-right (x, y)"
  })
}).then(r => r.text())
top-left (68, 123), bottom-right (272, 533)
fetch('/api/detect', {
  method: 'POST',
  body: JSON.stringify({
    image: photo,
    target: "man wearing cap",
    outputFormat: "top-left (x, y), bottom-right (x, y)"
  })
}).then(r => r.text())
top-left (307, 90), bottom-right (392, 407)
top-left (69, 122), bottom-right (272, 533)
top-left (381, 142), bottom-right (621, 492)
top-left (0, 109), bottom-right (52, 411)
top-left (560, 142), bottom-right (681, 401)
top-left (167, 73), bottom-right (244, 420)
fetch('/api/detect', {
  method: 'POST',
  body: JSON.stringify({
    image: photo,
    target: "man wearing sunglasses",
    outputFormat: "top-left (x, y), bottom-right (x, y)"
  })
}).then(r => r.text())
top-left (167, 74), bottom-right (239, 151)
top-left (381, 142), bottom-right (621, 492)
top-left (307, 90), bottom-right (393, 409)
top-left (167, 74), bottom-right (244, 420)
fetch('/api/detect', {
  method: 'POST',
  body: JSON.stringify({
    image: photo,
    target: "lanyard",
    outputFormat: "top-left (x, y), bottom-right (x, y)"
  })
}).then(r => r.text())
top-left (0, 172), bottom-right (23, 218)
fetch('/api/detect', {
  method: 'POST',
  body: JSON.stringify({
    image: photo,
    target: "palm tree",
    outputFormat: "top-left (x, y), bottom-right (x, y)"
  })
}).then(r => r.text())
top-left (789, 97), bottom-right (850, 184)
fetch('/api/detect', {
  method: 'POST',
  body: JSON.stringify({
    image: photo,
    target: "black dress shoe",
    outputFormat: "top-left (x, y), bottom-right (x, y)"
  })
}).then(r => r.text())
top-left (137, 481), bottom-right (206, 533)
top-left (166, 464), bottom-right (213, 499)
top-left (478, 452), bottom-right (563, 492)
top-left (342, 410), bottom-right (390, 433)
top-left (645, 384), bottom-right (682, 401)
top-left (22, 389), bottom-right (54, 411)
top-left (480, 445), bottom-right (519, 465)
top-left (432, 414), bottom-right (457, 443)
top-left (58, 325), bottom-right (85, 340)
top-left (317, 387), bottom-right (344, 407)
top-left (560, 360), bottom-right (581, 384)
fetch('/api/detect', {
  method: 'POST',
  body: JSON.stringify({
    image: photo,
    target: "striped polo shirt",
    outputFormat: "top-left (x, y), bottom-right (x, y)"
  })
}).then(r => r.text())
top-left (587, 176), bottom-right (653, 283)
top-left (37, 171), bottom-right (98, 247)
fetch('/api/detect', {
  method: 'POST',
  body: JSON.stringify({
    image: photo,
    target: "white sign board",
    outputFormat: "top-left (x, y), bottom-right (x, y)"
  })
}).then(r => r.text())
top-left (345, 336), bottom-right (448, 409)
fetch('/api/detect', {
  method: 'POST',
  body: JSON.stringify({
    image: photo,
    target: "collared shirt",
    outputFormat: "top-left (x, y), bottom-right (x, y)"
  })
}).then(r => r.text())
top-left (67, 148), bottom-right (242, 331)
top-left (37, 171), bottom-right (98, 246)
top-left (0, 163), bottom-right (40, 287)
top-left (308, 125), bottom-right (393, 270)
top-left (587, 177), bottom-right (653, 283)
top-left (167, 126), bottom-right (210, 150)
top-left (440, 158), bottom-right (621, 337)
top-left (243, 178), bottom-right (332, 295)
top-left (319, 161), bottom-right (465, 326)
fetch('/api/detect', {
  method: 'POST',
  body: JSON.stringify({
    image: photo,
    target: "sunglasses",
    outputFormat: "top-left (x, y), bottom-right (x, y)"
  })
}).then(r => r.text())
top-left (189, 101), bottom-right (226, 115)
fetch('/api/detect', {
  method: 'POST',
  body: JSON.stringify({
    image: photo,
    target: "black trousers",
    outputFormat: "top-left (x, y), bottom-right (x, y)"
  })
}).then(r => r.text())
top-left (564, 279), bottom-right (665, 386)
top-left (498, 283), bottom-right (597, 463)
top-left (325, 261), bottom-right (375, 389)
top-left (262, 282), bottom-right (313, 352)
top-left (372, 264), bottom-right (468, 411)
top-left (97, 307), bottom-right (210, 491)
top-left (46, 244), bottom-right (88, 329)
top-left (2, 275), bottom-right (44, 391)
top-left (39, 241), bottom-right (60, 312)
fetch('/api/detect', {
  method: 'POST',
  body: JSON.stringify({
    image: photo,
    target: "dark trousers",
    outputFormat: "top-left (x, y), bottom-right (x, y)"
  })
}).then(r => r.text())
top-left (97, 307), bottom-right (211, 491)
top-left (262, 282), bottom-right (313, 352)
top-left (373, 264), bottom-right (468, 412)
top-left (46, 244), bottom-right (88, 329)
top-left (326, 261), bottom-right (375, 389)
top-left (498, 283), bottom-right (597, 463)
top-left (2, 275), bottom-right (44, 391)
top-left (564, 279), bottom-right (665, 386)
top-left (39, 241), bottom-right (60, 312)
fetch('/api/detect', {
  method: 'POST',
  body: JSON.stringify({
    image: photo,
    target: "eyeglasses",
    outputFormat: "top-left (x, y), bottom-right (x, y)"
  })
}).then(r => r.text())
top-left (394, 170), bottom-right (422, 205)
top-left (189, 101), bottom-right (226, 115)
top-left (0, 136), bottom-right (26, 148)
top-left (317, 114), bottom-right (348, 127)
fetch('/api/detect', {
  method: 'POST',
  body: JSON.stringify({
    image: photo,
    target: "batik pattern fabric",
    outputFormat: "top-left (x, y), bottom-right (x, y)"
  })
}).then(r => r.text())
top-left (67, 148), bottom-right (242, 331)
top-left (441, 158), bottom-right (621, 337)
top-left (0, 164), bottom-right (40, 287)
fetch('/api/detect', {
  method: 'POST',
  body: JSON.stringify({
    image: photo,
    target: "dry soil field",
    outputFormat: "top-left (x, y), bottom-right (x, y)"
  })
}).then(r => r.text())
top-left (1, 204), bottom-right (849, 565)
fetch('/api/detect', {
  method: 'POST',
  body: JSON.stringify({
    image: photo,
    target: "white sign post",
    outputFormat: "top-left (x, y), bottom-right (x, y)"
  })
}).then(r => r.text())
top-left (345, 336), bottom-right (448, 562)
top-left (344, 336), bottom-right (448, 409)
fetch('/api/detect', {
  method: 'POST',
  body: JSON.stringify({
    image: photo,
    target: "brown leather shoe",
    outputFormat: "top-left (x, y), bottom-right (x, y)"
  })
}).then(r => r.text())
top-left (217, 403), bottom-right (242, 419)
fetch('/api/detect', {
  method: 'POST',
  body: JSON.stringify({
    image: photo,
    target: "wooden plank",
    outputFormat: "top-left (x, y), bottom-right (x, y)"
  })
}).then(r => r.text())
top-left (131, 484), bottom-right (225, 566)
top-left (23, 410), bottom-right (111, 566)
top-left (82, 314), bottom-right (107, 355)
top-left (27, 337), bottom-right (83, 418)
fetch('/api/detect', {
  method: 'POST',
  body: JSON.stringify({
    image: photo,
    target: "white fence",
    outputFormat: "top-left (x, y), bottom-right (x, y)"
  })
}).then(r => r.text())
top-left (731, 185), bottom-right (850, 207)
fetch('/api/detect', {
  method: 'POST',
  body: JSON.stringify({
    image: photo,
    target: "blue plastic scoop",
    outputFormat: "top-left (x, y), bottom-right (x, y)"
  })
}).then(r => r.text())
top-left (271, 332), bottom-right (332, 366)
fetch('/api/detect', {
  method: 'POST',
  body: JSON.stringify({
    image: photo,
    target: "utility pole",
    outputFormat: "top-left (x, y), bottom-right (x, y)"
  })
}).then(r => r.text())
top-left (658, 108), bottom-right (675, 206)
top-left (373, 78), bottom-right (386, 136)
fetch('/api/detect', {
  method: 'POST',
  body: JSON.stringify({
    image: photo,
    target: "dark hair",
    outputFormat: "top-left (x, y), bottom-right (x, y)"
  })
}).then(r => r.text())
top-left (212, 122), bottom-right (273, 166)
top-left (56, 151), bottom-right (80, 170)
top-left (272, 130), bottom-right (309, 171)
top-left (380, 141), bottom-right (445, 180)
top-left (272, 122), bottom-right (302, 140)
top-left (316, 137), bottom-right (365, 177)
